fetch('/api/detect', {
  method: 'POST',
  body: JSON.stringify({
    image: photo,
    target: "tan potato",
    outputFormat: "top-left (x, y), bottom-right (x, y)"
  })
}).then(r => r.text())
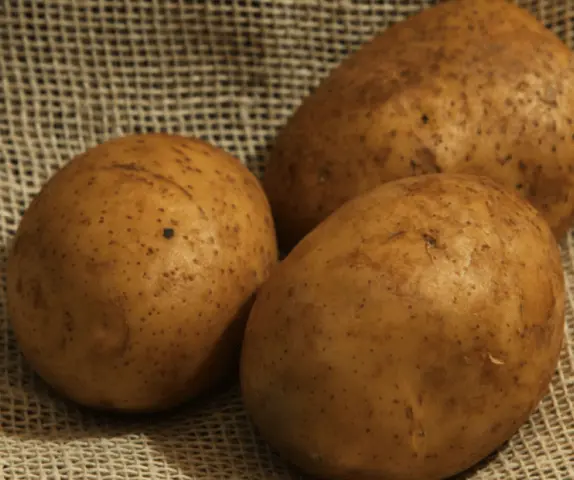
top-left (241, 174), bottom-right (564, 480)
top-left (264, 0), bottom-right (574, 250)
top-left (7, 133), bottom-right (278, 413)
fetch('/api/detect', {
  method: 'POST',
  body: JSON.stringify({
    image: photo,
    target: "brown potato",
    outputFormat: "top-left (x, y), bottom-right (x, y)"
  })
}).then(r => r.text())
top-left (264, 0), bottom-right (574, 250)
top-left (7, 133), bottom-right (278, 413)
top-left (241, 174), bottom-right (564, 480)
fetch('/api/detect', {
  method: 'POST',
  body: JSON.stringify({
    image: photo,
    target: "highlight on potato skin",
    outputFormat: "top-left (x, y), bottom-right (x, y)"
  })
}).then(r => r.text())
top-left (6, 132), bottom-right (278, 413)
top-left (241, 174), bottom-right (565, 480)
top-left (263, 0), bottom-right (574, 251)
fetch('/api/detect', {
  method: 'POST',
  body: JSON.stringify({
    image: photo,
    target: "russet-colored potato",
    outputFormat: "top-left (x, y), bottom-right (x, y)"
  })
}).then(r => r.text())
top-left (264, 0), bottom-right (574, 250)
top-left (7, 133), bottom-right (277, 412)
top-left (241, 174), bottom-right (564, 480)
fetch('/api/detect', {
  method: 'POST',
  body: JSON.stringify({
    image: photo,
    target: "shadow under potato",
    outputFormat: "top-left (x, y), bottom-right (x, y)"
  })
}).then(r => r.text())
top-left (0, 357), bottom-right (301, 479)
top-left (146, 384), bottom-right (306, 480)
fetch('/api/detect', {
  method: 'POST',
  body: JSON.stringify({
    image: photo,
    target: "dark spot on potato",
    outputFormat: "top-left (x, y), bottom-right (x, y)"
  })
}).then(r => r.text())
top-left (405, 406), bottom-right (413, 420)
top-left (374, 147), bottom-right (392, 165)
top-left (64, 311), bottom-right (74, 332)
top-left (422, 233), bottom-right (437, 248)
top-left (163, 228), bottom-right (175, 239)
top-left (421, 113), bottom-right (429, 124)
top-left (317, 166), bottom-right (331, 183)
top-left (171, 146), bottom-right (189, 159)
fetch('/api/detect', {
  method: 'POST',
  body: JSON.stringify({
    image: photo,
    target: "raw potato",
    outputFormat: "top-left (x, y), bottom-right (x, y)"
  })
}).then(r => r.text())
top-left (264, 0), bottom-right (574, 250)
top-left (7, 133), bottom-right (278, 413)
top-left (241, 174), bottom-right (565, 480)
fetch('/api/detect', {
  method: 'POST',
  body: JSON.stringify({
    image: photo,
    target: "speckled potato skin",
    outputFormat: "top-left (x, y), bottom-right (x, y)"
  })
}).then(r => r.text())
top-left (7, 133), bottom-right (278, 412)
top-left (241, 174), bottom-right (564, 480)
top-left (264, 0), bottom-right (574, 250)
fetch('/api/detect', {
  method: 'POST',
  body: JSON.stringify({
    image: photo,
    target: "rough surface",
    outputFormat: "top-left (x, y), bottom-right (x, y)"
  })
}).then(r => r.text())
top-left (241, 174), bottom-right (566, 480)
top-left (0, 1), bottom-right (573, 479)
top-left (264, 0), bottom-right (574, 250)
top-left (6, 133), bottom-right (278, 412)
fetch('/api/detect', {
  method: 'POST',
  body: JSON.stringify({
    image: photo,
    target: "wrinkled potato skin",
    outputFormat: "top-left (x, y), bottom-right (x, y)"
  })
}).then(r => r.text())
top-left (264, 0), bottom-right (574, 249)
top-left (241, 175), bottom-right (564, 480)
top-left (7, 133), bottom-right (278, 412)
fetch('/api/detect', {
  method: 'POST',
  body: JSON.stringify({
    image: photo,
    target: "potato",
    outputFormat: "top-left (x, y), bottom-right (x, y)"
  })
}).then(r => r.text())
top-left (264, 0), bottom-right (574, 250)
top-left (7, 133), bottom-right (277, 413)
top-left (241, 174), bottom-right (564, 480)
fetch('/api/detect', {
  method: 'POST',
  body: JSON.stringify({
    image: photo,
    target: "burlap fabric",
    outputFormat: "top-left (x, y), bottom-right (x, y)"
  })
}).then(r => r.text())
top-left (0, 1), bottom-right (572, 479)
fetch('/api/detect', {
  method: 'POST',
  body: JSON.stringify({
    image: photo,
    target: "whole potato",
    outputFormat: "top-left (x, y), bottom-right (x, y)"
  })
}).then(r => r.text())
top-left (7, 133), bottom-right (277, 412)
top-left (241, 174), bottom-right (564, 480)
top-left (264, 0), bottom-right (574, 250)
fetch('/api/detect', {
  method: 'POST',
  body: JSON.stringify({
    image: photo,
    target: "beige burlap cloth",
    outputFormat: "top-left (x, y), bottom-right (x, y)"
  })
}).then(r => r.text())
top-left (0, 1), bottom-right (572, 479)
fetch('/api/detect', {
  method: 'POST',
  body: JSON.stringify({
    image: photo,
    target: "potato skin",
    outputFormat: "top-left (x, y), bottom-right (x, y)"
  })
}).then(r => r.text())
top-left (264, 0), bottom-right (574, 250)
top-left (241, 174), bottom-right (564, 480)
top-left (7, 133), bottom-right (278, 412)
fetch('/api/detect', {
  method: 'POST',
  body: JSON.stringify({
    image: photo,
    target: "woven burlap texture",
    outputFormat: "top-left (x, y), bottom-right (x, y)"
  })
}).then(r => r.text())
top-left (0, 1), bottom-right (573, 479)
